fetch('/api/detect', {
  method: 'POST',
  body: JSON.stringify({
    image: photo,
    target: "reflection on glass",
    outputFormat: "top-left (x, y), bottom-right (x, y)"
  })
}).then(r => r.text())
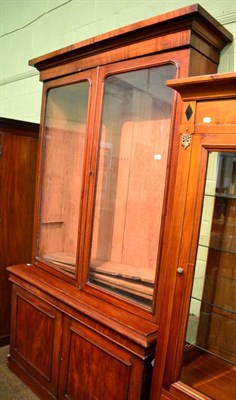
top-left (181, 152), bottom-right (236, 400)
top-left (37, 82), bottom-right (89, 274)
top-left (89, 64), bottom-right (175, 307)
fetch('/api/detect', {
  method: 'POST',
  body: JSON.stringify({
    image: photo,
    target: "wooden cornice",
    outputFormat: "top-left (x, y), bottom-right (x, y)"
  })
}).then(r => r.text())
top-left (166, 72), bottom-right (236, 100)
top-left (29, 4), bottom-right (233, 74)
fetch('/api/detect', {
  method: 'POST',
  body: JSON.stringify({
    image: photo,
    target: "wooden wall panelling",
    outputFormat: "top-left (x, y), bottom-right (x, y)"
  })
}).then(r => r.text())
top-left (0, 118), bottom-right (38, 347)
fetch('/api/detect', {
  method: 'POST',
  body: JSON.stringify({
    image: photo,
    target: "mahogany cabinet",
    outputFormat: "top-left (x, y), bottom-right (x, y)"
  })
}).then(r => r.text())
top-left (0, 117), bottom-right (38, 347)
top-left (150, 73), bottom-right (236, 400)
top-left (6, 4), bottom-right (232, 400)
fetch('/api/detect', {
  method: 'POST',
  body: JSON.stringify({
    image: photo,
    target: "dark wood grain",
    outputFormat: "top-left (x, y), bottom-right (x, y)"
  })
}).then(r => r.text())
top-left (0, 118), bottom-right (38, 347)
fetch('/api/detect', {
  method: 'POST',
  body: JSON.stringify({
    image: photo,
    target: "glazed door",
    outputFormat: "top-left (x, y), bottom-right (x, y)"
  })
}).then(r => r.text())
top-left (180, 150), bottom-right (236, 399)
top-left (34, 69), bottom-right (97, 279)
top-left (83, 56), bottom-right (176, 312)
top-left (161, 131), bottom-right (236, 400)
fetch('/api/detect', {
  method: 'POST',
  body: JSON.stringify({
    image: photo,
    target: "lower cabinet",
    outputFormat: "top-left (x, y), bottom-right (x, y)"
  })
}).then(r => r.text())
top-left (8, 267), bottom-right (156, 400)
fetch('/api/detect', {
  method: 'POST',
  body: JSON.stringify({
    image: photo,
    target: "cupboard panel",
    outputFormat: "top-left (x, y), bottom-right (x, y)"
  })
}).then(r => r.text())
top-left (60, 318), bottom-right (132, 400)
top-left (9, 285), bottom-right (62, 396)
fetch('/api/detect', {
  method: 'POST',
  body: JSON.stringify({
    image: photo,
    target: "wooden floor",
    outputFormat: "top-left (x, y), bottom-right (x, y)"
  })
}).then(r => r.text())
top-left (181, 352), bottom-right (236, 400)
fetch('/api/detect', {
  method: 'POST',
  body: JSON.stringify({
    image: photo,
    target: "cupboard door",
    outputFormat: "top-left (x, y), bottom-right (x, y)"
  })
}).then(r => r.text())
top-left (9, 285), bottom-right (62, 397)
top-left (59, 316), bottom-right (146, 400)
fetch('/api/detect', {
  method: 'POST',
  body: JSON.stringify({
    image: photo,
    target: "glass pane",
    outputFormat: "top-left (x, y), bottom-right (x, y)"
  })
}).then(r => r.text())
top-left (37, 81), bottom-right (89, 275)
top-left (89, 64), bottom-right (175, 307)
top-left (181, 152), bottom-right (236, 400)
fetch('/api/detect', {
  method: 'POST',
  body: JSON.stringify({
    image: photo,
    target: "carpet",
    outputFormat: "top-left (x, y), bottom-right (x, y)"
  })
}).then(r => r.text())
top-left (0, 345), bottom-right (39, 399)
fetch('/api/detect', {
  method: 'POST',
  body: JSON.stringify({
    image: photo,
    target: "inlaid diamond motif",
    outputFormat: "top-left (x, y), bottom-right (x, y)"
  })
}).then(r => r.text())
top-left (185, 104), bottom-right (193, 121)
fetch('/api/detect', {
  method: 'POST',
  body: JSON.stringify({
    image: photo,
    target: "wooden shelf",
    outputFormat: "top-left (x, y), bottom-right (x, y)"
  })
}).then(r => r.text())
top-left (180, 352), bottom-right (236, 400)
top-left (43, 253), bottom-right (155, 299)
top-left (90, 261), bottom-right (154, 300)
